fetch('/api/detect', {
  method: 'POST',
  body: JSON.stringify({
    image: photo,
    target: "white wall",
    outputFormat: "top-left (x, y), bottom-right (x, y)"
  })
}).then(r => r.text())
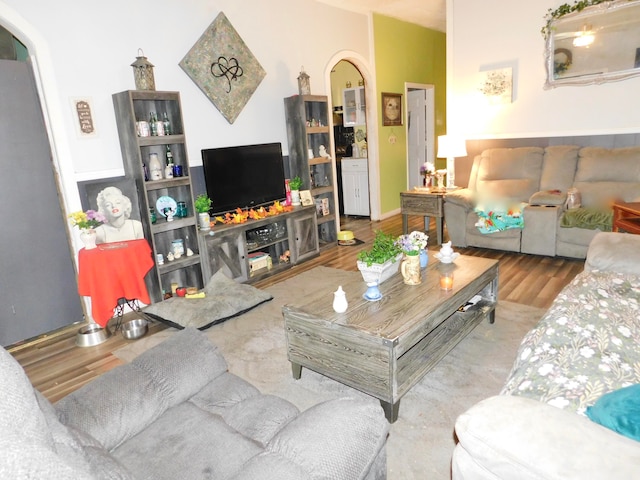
top-left (0, 0), bottom-right (369, 208)
top-left (448, 0), bottom-right (640, 139)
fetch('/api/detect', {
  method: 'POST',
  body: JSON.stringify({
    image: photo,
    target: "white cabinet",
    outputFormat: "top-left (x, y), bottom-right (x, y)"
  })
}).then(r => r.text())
top-left (342, 87), bottom-right (366, 126)
top-left (341, 158), bottom-right (370, 216)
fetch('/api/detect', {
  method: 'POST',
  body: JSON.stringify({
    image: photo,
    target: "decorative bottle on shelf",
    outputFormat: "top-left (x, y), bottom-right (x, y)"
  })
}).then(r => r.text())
top-left (148, 153), bottom-right (162, 180)
top-left (149, 112), bottom-right (158, 136)
top-left (164, 145), bottom-right (174, 179)
top-left (162, 112), bottom-right (171, 135)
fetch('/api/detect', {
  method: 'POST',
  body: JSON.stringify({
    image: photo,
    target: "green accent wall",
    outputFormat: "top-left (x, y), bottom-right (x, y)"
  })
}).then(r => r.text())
top-left (373, 14), bottom-right (446, 214)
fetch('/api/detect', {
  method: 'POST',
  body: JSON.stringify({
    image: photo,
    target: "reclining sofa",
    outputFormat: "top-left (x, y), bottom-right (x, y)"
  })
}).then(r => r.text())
top-left (444, 145), bottom-right (640, 258)
top-left (1, 327), bottom-right (390, 479)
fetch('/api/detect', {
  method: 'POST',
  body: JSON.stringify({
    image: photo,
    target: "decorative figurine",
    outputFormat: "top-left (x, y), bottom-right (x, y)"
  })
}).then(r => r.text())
top-left (333, 286), bottom-right (348, 313)
top-left (319, 145), bottom-right (331, 159)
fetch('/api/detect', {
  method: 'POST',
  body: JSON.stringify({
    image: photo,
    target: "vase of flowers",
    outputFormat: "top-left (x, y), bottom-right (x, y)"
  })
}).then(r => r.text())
top-left (397, 231), bottom-right (429, 268)
top-left (420, 162), bottom-right (435, 188)
top-left (68, 209), bottom-right (106, 250)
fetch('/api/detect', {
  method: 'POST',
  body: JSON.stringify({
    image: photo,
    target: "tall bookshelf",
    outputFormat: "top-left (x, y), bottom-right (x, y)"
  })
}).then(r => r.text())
top-left (112, 90), bottom-right (203, 302)
top-left (284, 95), bottom-right (339, 247)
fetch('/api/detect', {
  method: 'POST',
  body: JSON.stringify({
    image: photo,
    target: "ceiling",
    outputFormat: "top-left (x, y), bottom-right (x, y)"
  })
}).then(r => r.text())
top-left (315, 0), bottom-right (446, 32)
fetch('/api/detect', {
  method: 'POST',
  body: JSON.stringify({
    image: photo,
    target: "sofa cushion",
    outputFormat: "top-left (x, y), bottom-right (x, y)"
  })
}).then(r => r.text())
top-left (574, 147), bottom-right (640, 207)
top-left (237, 398), bottom-right (389, 480)
top-left (56, 328), bottom-right (227, 450)
top-left (539, 145), bottom-right (580, 192)
top-left (585, 232), bottom-right (640, 276)
top-left (144, 269), bottom-right (273, 330)
top-left (112, 401), bottom-right (264, 480)
top-left (586, 384), bottom-right (640, 441)
top-left (472, 147), bottom-right (544, 202)
top-left (0, 348), bottom-right (95, 479)
top-left (501, 269), bottom-right (640, 415)
top-left (560, 207), bottom-right (612, 231)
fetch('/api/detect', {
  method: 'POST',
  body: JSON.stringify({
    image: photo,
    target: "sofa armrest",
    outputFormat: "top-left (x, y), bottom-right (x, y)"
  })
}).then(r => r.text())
top-left (453, 395), bottom-right (640, 480)
top-left (231, 398), bottom-right (389, 480)
top-left (529, 189), bottom-right (566, 207)
top-left (445, 188), bottom-right (475, 210)
top-left (585, 232), bottom-right (640, 276)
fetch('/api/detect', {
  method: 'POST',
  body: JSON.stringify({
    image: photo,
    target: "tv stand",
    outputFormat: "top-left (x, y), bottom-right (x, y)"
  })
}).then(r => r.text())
top-left (198, 205), bottom-right (319, 284)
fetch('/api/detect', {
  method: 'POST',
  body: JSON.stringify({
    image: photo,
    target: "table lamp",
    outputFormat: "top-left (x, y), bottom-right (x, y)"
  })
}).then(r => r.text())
top-left (437, 135), bottom-right (467, 189)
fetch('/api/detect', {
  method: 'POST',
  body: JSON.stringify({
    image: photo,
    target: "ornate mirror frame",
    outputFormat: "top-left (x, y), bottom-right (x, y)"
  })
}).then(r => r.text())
top-left (544, 0), bottom-right (640, 88)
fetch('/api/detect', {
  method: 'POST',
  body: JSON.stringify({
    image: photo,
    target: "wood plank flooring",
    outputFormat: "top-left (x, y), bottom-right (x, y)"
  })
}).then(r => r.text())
top-left (9, 213), bottom-right (584, 402)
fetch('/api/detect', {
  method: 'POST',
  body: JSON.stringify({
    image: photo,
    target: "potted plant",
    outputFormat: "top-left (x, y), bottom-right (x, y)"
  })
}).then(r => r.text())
top-left (289, 176), bottom-right (303, 206)
top-left (357, 231), bottom-right (403, 299)
top-left (194, 194), bottom-right (212, 231)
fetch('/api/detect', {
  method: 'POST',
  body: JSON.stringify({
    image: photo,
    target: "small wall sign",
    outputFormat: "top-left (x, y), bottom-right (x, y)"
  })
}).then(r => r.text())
top-left (71, 97), bottom-right (98, 138)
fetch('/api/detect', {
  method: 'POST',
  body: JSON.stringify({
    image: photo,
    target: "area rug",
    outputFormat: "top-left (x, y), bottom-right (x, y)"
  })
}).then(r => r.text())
top-left (114, 266), bottom-right (546, 480)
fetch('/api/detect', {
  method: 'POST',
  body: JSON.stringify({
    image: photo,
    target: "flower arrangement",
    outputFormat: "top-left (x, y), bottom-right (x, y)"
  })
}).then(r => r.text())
top-left (396, 231), bottom-right (429, 256)
top-left (68, 210), bottom-right (106, 230)
top-left (420, 162), bottom-right (435, 176)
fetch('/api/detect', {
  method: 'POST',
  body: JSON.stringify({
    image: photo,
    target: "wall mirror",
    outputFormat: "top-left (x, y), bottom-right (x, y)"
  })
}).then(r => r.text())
top-left (545, 0), bottom-right (640, 88)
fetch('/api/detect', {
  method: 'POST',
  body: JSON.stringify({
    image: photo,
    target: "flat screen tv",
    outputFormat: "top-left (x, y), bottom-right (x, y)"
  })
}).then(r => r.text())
top-left (201, 142), bottom-right (287, 215)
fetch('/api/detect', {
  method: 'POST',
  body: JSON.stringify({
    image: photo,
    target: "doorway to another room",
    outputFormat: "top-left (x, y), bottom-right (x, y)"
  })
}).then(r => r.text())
top-left (406, 84), bottom-right (435, 190)
top-left (330, 60), bottom-right (370, 218)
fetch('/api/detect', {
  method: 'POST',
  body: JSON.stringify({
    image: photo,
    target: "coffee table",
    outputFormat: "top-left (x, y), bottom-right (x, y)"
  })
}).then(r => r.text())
top-left (282, 256), bottom-right (499, 422)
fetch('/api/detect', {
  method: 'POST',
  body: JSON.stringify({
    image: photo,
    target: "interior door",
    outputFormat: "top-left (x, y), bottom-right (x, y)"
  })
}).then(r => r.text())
top-left (407, 87), bottom-right (435, 189)
top-left (0, 58), bottom-right (83, 346)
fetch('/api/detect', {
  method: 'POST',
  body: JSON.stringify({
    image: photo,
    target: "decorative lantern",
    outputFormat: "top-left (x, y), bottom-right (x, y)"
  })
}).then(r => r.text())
top-left (131, 49), bottom-right (156, 91)
top-left (297, 66), bottom-right (310, 95)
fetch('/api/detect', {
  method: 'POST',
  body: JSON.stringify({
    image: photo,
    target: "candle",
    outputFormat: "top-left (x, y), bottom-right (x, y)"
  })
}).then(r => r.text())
top-left (440, 273), bottom-right (454, 291)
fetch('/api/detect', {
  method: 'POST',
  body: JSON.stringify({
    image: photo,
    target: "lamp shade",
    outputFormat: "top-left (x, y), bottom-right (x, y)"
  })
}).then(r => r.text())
top-left (437, 135), bottom-right (467, 158)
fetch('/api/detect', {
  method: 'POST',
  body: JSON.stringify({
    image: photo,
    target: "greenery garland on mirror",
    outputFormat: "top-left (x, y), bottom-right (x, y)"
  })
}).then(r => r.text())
top-left (541, 0), bottom-right (616, 38)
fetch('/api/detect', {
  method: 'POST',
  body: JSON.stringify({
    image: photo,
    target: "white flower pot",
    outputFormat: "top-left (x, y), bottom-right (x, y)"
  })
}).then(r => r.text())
top-left (198, 212), bottom-right (211, 231)
top-left (356, 253), bottom-right (403, 284)
top-left (291, 190), bottom-right (301, 206)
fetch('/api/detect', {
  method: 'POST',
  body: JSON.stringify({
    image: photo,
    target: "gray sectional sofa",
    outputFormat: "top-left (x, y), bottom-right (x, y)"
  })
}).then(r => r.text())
top-left (1, 327), bottom-right (389, 479)
top-left (444, 145), bottom-right (640, 258)
top-left (452, 232), bottom-right (640, 479)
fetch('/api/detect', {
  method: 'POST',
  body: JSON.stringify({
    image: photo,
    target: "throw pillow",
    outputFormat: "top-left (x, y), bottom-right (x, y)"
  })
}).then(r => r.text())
top-left (143, 270), bottom-right (273, 330)
top-left (586, 384), bottom-right (640, 441)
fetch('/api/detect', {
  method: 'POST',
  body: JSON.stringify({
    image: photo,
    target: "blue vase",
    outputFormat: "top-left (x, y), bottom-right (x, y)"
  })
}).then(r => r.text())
top-left (419, 249), bottom-right (428, 268)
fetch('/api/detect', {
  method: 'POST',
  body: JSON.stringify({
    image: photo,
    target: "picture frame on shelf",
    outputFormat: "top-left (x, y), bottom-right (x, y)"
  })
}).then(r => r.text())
top-left (381, 92), bottom-right (402, 126)
top-left (315, 197), bottom-right (330, 216)
top-left (300, 190), bottom-right (313, 206)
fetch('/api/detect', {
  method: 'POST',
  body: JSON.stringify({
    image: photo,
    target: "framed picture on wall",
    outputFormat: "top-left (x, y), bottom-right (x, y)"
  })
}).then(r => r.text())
top-left (381, 92), bottom-right (402, 126)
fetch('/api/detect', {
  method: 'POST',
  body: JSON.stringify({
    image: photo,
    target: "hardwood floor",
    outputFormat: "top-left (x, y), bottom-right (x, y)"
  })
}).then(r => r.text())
top-left (10, 213), bottom-right (584, 402)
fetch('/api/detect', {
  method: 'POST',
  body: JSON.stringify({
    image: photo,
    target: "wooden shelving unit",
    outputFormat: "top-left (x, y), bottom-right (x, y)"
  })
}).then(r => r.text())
top-left (112, 90), bottom-right (203, 302)
top-left (284, 95), bottom-right (340, 247)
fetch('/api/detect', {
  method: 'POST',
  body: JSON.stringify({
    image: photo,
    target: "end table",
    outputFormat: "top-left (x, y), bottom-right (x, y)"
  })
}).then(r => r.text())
top-left (400, 189), bottom-right (448, 244)
top-left (612, 201), bottom-right (640, 234)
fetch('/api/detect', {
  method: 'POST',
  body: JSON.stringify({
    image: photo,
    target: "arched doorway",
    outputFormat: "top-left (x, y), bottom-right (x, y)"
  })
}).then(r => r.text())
top-left (324, 52), bottom-right (381, 221)
top-left (329, 60), bottom-right (370, 218)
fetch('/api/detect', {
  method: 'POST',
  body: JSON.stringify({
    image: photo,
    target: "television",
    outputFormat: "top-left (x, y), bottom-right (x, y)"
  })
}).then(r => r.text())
top-left (201, 142), bottom-right (287, 215)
